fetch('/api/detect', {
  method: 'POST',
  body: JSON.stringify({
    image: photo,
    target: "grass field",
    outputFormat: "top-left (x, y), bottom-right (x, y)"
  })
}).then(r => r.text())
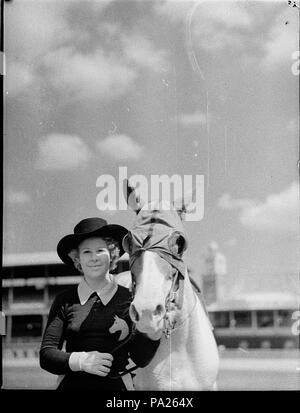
top-left (2, 349), bottom-right (300, 391)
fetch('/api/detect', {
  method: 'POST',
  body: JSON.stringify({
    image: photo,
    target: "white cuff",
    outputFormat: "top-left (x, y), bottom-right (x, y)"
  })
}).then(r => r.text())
top-left (69, 352), bottom-right (88, 372)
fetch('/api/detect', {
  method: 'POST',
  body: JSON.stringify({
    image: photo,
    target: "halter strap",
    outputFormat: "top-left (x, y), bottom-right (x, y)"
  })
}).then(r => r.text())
top-left (164, 287), bottom-right (199, 338)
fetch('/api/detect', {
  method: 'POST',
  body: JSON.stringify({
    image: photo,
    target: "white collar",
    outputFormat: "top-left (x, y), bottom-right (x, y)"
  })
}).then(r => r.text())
top-left (77, 275), bottom-right (118, 306)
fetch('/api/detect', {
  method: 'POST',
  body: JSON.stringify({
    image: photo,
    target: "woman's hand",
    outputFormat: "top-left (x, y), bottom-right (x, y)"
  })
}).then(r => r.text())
top-left (79, 351), bottom-right (113, 377)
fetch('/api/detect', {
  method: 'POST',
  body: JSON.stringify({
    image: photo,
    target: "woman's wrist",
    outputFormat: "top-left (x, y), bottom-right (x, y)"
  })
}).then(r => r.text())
top-left (69, 351), bottom-right (88, 371)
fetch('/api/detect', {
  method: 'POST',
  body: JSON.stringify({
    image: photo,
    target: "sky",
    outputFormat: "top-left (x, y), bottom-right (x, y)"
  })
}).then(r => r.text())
top-left (3, 0), bottom-right (299, 295)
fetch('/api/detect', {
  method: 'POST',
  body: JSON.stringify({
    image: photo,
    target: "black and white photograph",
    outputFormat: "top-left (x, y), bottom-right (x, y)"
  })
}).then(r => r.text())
top-left (1, 0), bottom-right (299, 394)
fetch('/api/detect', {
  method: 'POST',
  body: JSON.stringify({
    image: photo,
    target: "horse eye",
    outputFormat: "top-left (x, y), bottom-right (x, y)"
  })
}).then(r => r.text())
top-left (122, 233), bottom-right (133, 254)
top-left (168, 231), bottom-right (187, 257)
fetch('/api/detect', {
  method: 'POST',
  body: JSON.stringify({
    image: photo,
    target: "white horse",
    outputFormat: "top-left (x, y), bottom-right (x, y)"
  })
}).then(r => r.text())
top-left (116, 183), bottom-right (219, 391)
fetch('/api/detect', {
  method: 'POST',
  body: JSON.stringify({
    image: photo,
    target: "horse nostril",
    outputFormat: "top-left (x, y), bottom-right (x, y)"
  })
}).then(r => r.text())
top-left (130, 303), bottom-right (139, 322)
top-left (154, 304), bottom-right (164, 317)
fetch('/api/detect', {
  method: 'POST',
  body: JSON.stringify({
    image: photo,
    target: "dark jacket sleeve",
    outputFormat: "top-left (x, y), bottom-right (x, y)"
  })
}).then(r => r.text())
top-left (39, 292), bottom-right (72, 375)
top-left (128, 331), bottom-right (160, 368)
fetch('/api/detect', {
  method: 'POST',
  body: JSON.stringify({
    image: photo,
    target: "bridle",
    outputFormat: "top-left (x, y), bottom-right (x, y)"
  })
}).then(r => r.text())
top-left (125, 209), bottom-right (187, 339)
top-left (129, 256), bottom-right (185, 339)
top-left (163, 268), bottom-right (184, 338)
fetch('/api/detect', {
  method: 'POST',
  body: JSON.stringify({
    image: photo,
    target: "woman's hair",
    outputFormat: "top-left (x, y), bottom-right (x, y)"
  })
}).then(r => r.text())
top-left (67, 237), bottom-right (121, 273)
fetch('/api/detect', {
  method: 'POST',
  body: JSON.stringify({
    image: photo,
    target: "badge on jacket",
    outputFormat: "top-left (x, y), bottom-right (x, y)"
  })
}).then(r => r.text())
top-left (109, 315), bottom-right (130, 341)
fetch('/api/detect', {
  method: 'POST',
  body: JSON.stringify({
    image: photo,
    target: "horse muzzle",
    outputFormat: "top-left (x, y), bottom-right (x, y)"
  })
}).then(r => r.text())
top-left (129, 302), bottom-right (165, 339)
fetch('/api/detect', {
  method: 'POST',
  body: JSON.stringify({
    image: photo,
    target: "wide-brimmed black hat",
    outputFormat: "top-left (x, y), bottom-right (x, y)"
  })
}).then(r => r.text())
top-left (57, 217), bottom-right (128, 266)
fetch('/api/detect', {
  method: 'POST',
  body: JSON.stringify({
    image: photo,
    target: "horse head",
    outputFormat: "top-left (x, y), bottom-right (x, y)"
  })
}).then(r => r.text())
top-left (122, 180), bottom-right (193, 340)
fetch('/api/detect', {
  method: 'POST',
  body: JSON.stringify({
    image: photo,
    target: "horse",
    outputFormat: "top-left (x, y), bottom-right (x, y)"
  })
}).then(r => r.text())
top-left (115, 183), bottom-right (219, 391)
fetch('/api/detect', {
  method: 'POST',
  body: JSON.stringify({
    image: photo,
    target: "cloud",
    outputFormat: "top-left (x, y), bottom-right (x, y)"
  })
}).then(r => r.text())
top-left (155, 0), bottom-right (298, 71)
top-left (122, 34), bottom-right (169, 73)
top-left (194, 1), bottom-right (253, 29)
top-left (5, 1), bottom-right (130, 100)
top-left (6, 1), bottom-right (170, 101)
top-left (5, 0), bottom-right (71, 96)
top-left (240, 182), bottom-right (299, 232)
top-left (42, 32), bottom-right (170, 101)
top-left (5, 189), bottom-right (31, 205)
top-left (155, 0), bottom-right (253, 52)
top-left (154, 0), bottom-right (195, 23)
top-left (191, 2), bottom-right (253, 52)
top-left (218, 182), bottom-right (299, 233)
top-left (262, 7), bottom-right (299, 69)
top-left (96, 134), bottom-right (144, 160)
top-left (5, 62), bottom-right (34, 97)
top-left (218, 193), bottom-right (254, 210)
top-left (87, 0), bottom-right (115, 12)
top-left (36, 134), bottom-right (91, 170)
top-left (43, 47), bottom-right (137, 101)
top-left (5, 1), bottom-right (70, 62)
top-left (178, 111), bottom-right (207, 126)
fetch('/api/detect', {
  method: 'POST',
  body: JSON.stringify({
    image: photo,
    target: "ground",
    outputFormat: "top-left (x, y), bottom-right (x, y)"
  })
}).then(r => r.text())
top-left (2, 349), bottom-right (299, 391)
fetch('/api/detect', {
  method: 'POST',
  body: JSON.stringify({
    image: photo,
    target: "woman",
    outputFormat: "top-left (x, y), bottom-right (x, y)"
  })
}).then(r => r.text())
top-left (40, 217), bottom-right (160, 390)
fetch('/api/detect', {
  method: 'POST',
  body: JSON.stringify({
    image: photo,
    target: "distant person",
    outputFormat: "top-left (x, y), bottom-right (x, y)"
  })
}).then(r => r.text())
top-left (40, 217), bottom-right (160, 390)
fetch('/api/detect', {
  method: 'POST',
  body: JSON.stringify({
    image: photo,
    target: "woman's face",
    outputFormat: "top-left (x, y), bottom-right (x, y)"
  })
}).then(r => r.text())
top-left (78, 237), bottom-right (110, 280)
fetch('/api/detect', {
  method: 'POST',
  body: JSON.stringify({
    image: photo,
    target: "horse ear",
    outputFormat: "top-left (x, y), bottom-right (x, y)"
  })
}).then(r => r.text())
top-left (173, 189), bottom-right (196, 220)
top-left (123, 179), bottom-right (144, 214)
